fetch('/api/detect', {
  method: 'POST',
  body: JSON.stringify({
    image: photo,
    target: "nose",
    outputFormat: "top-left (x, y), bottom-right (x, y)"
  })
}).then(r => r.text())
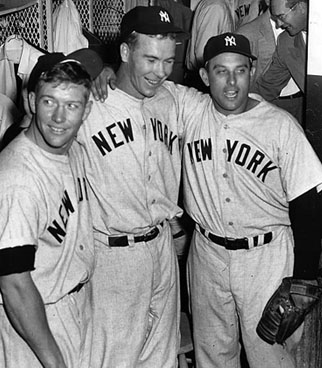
top-left (52, 105), bottom-right (66, 123)
top-left (154, 62), bottom-right (167, 79)
top-left (227, 72), bottom-right (236, 86)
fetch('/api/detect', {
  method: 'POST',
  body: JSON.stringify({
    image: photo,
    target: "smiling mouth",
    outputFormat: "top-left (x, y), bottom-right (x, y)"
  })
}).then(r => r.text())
top-left (50, 126), bottom-right (66, 134)
top-left (224, 91), bottom-right (238, 99)
top-left (146, 78), bottom-right (161, 87)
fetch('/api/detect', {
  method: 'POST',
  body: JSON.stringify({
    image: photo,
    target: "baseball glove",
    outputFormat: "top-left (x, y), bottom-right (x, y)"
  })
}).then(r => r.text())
top-left (256, 277), bottom-right (322, 345)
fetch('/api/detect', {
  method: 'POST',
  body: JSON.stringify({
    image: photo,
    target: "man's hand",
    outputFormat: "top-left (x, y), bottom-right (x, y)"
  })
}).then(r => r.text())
top-left (91, 65), bottom-right (117, 102)
top-left (169, 217), bottom-right (191, 258)
top-left (256, 277), bottom-right (322, 345)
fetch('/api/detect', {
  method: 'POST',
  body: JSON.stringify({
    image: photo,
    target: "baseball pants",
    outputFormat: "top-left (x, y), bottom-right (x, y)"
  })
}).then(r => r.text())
top-left (188, 226), bottom-right (301, 368)
top-left (90, 221), bottom-right (180, 368)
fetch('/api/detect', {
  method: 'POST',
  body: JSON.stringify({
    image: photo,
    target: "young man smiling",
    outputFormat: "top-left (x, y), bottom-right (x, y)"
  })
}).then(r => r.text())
top-left (76, 6), bottom-right (189, 368)
top-left (0, 49), bottom-right (103, 368)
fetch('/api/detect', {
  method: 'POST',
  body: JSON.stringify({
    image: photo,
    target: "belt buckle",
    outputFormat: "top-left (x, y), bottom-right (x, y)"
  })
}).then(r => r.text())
top-left (142, 227), bottom-right (156, 242)
top-left (148, 227), bottom-right (158, 240)
top-left (224, 237), bottom-right (236, 248)
top-left (225, 237), bottom-right (249, 249)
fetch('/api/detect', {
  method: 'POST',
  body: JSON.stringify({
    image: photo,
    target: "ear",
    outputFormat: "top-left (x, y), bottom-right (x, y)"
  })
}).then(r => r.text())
top-left (199, 67), bottom-right (210, 87)
top-left (250, 63), bottom-right (256, 81)
top-left (120, 42), bottom-right (130, 63)
top-left (82, 100), bottom-right (93, 122)
top-left (28, 92), bottom-right (36, 114)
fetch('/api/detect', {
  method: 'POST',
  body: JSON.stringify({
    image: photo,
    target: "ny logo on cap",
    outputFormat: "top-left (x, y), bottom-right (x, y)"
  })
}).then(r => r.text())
top-left (159, 10), bottom-right (171, 23)
top-left (225, 35), bottom-right (236, 47)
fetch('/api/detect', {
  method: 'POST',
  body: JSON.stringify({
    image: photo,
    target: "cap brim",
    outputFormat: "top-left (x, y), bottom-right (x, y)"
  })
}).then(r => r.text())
top-left (121, 25), bottom-right (190, 41)
top-left (204, 49), bottom-right (257, 64)
top-left (68, 48), bottom-right (104, 79)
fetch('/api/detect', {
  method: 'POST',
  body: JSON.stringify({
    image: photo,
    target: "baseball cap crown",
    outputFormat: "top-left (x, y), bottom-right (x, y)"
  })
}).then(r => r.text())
top-left (120, 6), bottom-right (188, 40)
top-left (203, 33), bottom-right (257, 64)
top-left (27, 48), bottom-right (103, 92)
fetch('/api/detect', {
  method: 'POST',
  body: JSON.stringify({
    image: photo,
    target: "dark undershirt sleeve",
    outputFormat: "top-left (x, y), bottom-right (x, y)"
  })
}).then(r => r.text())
top-left (0, 245), bottom-right (36, 276)
top-left (289, 188), bottom-right (322, 280)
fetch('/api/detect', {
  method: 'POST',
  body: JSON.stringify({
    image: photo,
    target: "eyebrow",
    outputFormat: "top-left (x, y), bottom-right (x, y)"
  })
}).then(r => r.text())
top-left (143, 53), bottom-right (175, 61)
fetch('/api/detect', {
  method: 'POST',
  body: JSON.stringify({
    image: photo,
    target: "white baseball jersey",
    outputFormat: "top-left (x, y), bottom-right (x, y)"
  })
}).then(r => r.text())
top-left (76, 86), bottom-right (183, 367)
top-left (163, 84), bottom-right (322, 368)
top-left (0, 132), bottom-right (95, 368)
top-left (186, 0), bottom-right (261, 70)
top-left (0, 132), bottom-right (94, 303)
top-left (186, 0), bottom-right (236, 71)
top-left (163, 84), bottom-right (322, 237)
top-left (76, 86), bottom-right (183, 236)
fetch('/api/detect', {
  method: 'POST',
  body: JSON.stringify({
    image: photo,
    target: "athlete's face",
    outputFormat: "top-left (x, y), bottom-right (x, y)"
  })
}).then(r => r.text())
top-left (270, 0), bottom-right (307, 35)
top-left (199, 52), bottom-right (254, 116)
top-left (119, 33), bottom-right (176, 99)
top-left (28, 81), bottom-right (92, 155)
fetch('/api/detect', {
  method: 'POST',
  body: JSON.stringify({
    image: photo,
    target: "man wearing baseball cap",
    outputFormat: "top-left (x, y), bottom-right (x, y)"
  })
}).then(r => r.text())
top-left (174, 33), bottom-right (322, 367)
top-left (0, 49), bottom-right (102, 367)
top-left (75, 5), bottom-right (189, 368)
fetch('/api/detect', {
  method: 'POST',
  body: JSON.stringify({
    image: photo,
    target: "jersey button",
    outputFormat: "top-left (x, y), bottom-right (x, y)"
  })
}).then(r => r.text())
top-left (148, 151), bottom-right (152, 157)
top-left (152, 199), bottom-right (156, 204)
top-left (79, 244), bottom-right (84, 250)
top-left (142, 125), bottom-right (146, 130)
top-left (225, 197), bottom-right (231, 203)
top-left (223, 173), bottom-right (228, 178)
top-left (223, 148), bottom-right (227, 153)
top-left (228, 222), bottom-right (234, 226)
top-left (148, 175), bottom-right (151, 181)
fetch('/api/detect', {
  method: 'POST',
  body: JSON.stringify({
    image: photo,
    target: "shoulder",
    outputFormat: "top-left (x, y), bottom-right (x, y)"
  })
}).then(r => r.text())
top-left (196, 0), bottom-right (228, 13)
top-left (237, 10), bottom-right (269, 35)
top-left (161, 81), bottom-right (210, 105)
top-left (277, 30), bottom-right (294, 47)
top-left (249, 93), bottom-right (298, 122)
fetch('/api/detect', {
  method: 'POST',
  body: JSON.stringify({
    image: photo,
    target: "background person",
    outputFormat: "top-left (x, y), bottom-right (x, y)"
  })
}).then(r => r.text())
top-left (254, 0), bottom-right (308, 125)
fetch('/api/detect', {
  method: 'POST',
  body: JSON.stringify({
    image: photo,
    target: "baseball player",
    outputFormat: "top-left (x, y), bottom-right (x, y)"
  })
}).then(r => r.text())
top-left (0, 49), bottom-right (103, 368)
top-left (92, 26), bottom-right (322, 367)
top-left (165, 33), bottom-right (322, 367)
top-left (76, 6), bottom-right (189, 368)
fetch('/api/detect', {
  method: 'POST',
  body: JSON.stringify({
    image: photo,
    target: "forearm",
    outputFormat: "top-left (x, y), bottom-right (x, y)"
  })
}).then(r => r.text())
top-left (289, 187), bottom-right (322, 279)
top-left (0, 272), bottom-right (66, 368)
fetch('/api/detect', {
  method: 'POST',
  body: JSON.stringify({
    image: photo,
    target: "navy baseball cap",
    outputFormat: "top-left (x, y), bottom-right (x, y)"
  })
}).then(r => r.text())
top-left (120, 6), bottom-right (189, 41)
top-left (203, 33), bottom-right (257, 65)
top-left (28, 48), bottom-right (103, 92)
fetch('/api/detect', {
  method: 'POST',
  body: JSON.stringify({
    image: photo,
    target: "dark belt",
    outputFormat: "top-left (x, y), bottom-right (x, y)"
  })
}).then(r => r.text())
top-left (277, 91), bottom-right (303, 100)
top-left (199, 226), bottom-right (272, 250)
top-left (108, 226), bottom-right (161, 247)
top-left (68, 282), bottom-right (85, 295)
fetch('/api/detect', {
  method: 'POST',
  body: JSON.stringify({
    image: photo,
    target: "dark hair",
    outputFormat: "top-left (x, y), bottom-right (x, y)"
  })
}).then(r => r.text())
top-left (35, 61), bottom-right (92, 99)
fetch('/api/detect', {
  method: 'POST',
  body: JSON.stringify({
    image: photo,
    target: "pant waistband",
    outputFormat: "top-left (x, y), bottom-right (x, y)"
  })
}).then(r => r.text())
top-left (107, 223), bottom-right (163, 247)
top-left (277, 91), bottom-right (303, 100)
top-left (197, 225), bottom-right (272, 250)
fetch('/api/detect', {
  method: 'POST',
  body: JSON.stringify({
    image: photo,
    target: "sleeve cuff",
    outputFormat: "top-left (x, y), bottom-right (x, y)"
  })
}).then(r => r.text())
top-left (0, 245), bottom-right (36, 276)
